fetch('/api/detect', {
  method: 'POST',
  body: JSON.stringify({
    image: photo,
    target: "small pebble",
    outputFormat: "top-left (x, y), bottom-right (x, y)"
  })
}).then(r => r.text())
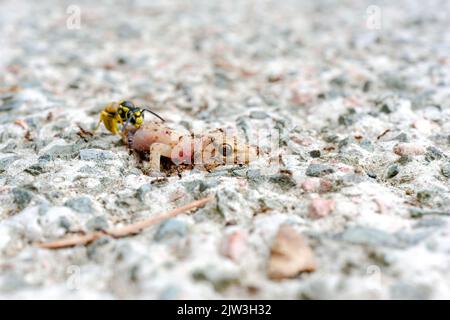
top-left (86, 216), bottom-right (109, 231)
top-left (338, 227), bottom-right (400, 248)
top-left (301, 178), bottom-right (321, 192)
top-left (249, 111), bottom-right (269, 119)
top-left (309, 150), bottom-right (321, 158)
top-left (425, 146), bottom-right (443, 161)
top-left (394, 132), bottom-right (409, 142)
top-left (393, 143), bottom-right (425, 156)
top-left (0, 155), bottom-right (20, 173)
top-left (338, 114), bottom-right (354, 126)
top-left (135, 184), bottom-right (152, 202)
top-left (43, 144), bottom-right (80, 159)
top-left (220, 228), bottom-right (248, 261)
top-left (359, 140), bottom-right (374, 152)
top-left (269, 173), bottom-right (297, 191)
top-left (367, 171), bottom-right (377, 179)
top-left (12, 187), bottom-right (32, 209)
top-left (308, 197), bottom-right (335, 219)
top-left (79, 148), bottom-right (116, 161)
top-left (386, 165), bottom-right (400, 179)
top-left (413, 119), bottom-right (433, 134)
top-left (267, 224), bottom-right (316, 280)
top-left (306, 164), bottom-right (335, 177)
top-left (301, 178), bottom-right (333, 193)
top-left (154, 219), bottom-right (188, 242)
top-left (64, 196), bottom-right (94, 213)
top-left (416, 191), bottom-right (433, 204)
top-left (441, 163), bottom-right (450, 178)
top-left (24, 163), bottom-right (46, 176)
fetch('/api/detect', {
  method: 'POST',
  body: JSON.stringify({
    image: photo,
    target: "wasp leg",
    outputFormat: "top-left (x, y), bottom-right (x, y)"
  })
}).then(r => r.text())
top-left (120, 116), bottom-right (132, 134)
top-left (92, 110), bottom-right (117, 135)
top-left (145, 143), bottom-right (172, 175)
top-left (91, 115), bottom-right (104, 134)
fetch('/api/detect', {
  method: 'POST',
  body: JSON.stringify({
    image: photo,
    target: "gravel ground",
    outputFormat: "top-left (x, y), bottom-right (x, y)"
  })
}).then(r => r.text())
top-left (1, 0), bottom-right (449, 299)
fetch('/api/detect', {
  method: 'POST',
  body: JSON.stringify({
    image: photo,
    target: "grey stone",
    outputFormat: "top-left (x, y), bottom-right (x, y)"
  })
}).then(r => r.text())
top-left (416, 190), bottom-right (433, 204)
top-left (64, 196), bottom-right (94, 213)
top-left (338, 109), bottom-right (357, 126)
top-left (359, 140), bottom-right (374, 152)
top-left (135, 184), bottom-right (152, 202)
top-left (306, 164), bottom-right (335, 177)
top-left (86, 216), bottom-right (109, 231)
top-left (380, 103), bottom-right (394, 114)
top-left (268, 173), bottom-right (297, 191)
top-left (0, 155), bottom-right (19, 173)
top-left (117, 23), bottom-right (141, 39)
top-left (338, 137), bottom-right (352, 149)
top-left (59, 216), bottom-right (72, 230)
top-left (386, 165), bottom-right (399, 178)
top-left (367, 171), bottom-right (377, 179)
top-left (324, 135), bottom-right (339, 143)
top-left (79, 148), bottom-right (116, 161)
top-left (340, 174), bottom-right (366, 186)
top-left (86, 237), bottom-right (112, 260)
top-left (159, 286), bottom-right (181, 300)
top-left (397, 155), bottom-right (412, 165)
top-left (249, 111), bottom-right (269, 119)
top-left (409, 207), bottom-right (450, 218)
top-left (376, 95), bottom-right (399, 113)
top-left (192, 267), bottom-right (240, 292)
top-left (78, 165), bottom-right (100, 175)
top-left (0, 142), bottom-right (18, 153)
top-left (247, 169), bottom-right (266, 186)
top-left (154, 219), bottom-right (188, 242)
top-left (0, 99), bottom-right (22, 112)
top-left (394, 132), bottom-right (409, 142)
top-left (338, 114), bottom-right (355, 127)
top-left (441, 163), bottom-right (450, 178)
top-left (337, 227), bottom-right (400, 248)
top-left (413, 218), bottom-right (446, 229)
top-left (24, 163), bottom-right (46, 176)
top-left (309, 150), bottom-right (321, 158)
top-left (229, 167), bottom-right (248, 178)
top-left (382, 74), bottom-right (408, 91)
top-left (43, 144), bottom-right (80, 159)
top-left (182, 179), bottom-right (219, 195)
top-left (390, 282), bottom-right (432, 300)
top-left (0, 273), bottom-right (27, 292)
top-left (362, 80), bottom-right (371, 92)
top-left (37, 202), bottom-right (49, 216)
top-left (425, 146), bottom-right (443, 162)
top-left (38, 154), bottom-right (52, 162)
top-left (395, 230), bottom-right (433, 246)
top-left (330, 76), bottom-right (346, 87)
top-left (12, 187), bottom-right (33, 209)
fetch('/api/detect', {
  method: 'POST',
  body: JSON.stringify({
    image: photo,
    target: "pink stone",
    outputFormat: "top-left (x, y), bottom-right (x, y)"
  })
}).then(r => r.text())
top-left (337, 163), bottom-right (353, 173)
top-left (308, 198), bottom-right (335, 219)
top-left (220, 229), bottom-right (248, 262)
top-left (413, 119), bottom-right (434, 134)
top-left (319, 179), bottom-right (333, 192)
top-left (393, 143), bottom-right (425, 156)
top-left (267, 224), bottom-right (316, 280)
top-left (301, 178), bottom-right (333, 193)
top-left (301, 178), bottom-right (321, 192)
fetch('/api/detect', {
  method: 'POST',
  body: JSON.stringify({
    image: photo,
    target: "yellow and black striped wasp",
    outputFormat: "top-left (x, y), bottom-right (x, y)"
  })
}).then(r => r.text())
top-left (93, 100), bottom-right (164, 135)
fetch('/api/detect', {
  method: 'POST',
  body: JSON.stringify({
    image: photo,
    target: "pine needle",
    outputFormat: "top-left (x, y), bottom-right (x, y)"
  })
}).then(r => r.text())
top-left (37, 196), bottom-right (212, 249)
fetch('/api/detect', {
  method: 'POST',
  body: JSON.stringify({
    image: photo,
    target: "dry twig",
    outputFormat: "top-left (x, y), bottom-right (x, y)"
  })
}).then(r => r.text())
top-left (376, 129), bottom-right (391, 140)
top-left (37, 196), bottom-right (212, 249)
